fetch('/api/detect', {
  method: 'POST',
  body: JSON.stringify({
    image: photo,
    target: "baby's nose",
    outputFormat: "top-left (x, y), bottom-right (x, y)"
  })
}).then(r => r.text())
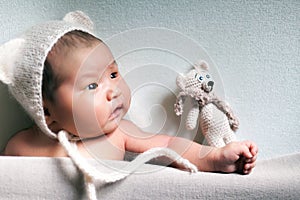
top-left (107, 88), bottom-right (121, 101)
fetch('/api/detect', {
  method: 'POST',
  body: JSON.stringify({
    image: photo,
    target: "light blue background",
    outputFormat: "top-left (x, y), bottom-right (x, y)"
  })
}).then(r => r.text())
top-left (0, 0), bottom-right (299, 159)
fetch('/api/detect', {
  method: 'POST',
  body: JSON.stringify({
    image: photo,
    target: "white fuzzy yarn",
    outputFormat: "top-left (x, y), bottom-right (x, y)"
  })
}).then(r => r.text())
top-left (0, 11), bottom-right (198, 200)
top-left (174, 61), bottom-right (239, 148)
top-left (199, 104), bottom-right (236, 147)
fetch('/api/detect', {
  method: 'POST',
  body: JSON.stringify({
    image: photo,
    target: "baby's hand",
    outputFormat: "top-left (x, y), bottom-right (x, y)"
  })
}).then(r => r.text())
top-left (214, 141), bottom-right (258, 174)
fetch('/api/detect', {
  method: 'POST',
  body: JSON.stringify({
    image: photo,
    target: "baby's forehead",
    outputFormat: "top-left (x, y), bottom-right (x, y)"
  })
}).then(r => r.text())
top-left (51, 43), bottom-right (115, 78)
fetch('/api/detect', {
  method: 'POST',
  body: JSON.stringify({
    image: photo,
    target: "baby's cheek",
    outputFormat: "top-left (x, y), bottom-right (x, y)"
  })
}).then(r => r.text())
top-left (72, 95), bottom-right (105, 137)
top-left (120, 80), bottom-right (131, 103)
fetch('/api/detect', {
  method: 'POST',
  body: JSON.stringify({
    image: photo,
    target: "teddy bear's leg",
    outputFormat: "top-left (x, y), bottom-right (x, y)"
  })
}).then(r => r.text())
top-left (205, 133), bottom-right (226, 147)
top-left (223, 132), bottom-right (236, 145)
top-left (186, 101), bottom-right (200, 130)
top-left (200, 104), bottom-right (230, 147)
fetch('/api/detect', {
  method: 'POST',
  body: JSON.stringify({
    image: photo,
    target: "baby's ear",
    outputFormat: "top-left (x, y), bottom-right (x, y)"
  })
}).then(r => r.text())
top-left (194, 60), bottom-right (209, 71)
top-left (43, 101), bottom-right (54, 126)
top-left (63, 11), bottom-right (94, 31)
top-left (43, 106), bottom-right (60, 133)
top-left (0, 38), bottom-right (25, 85)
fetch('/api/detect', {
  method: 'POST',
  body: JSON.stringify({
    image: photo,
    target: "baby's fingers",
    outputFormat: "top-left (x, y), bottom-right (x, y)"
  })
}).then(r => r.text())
top-left (243, 162), bottom-right (256, 174)
top-left (239, 143), bottom-right (253, 159)
top-left (246, 154), bottom-right (257, 163)
top-left (250, 143), bottom-right (258, 157)
top-left (241, 140), bottom-right (258, 158)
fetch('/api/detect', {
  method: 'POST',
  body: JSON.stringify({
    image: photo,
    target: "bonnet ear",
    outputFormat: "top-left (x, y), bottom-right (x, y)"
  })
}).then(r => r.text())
top-left (63, 10), bottom-right (94, 31)
top-left (0, 38), bottom-right (25, 85)
top-left (194, 60), bottom-right (209, 71)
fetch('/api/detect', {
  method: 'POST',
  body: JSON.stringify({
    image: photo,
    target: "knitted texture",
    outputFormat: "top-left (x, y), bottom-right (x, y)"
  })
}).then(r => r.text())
top-left (0, 11), bottom-right (95, 139)
top-left (199, 104), bottom-right (236, 147)
top-left (174, 60), bottom-right (239, 147)
top-left (0, 11), bottom-right (198, 200)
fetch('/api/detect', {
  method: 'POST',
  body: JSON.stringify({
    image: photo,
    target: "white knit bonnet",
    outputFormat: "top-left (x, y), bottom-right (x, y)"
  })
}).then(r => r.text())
top-left (0, 11), bottom-right (197, 200)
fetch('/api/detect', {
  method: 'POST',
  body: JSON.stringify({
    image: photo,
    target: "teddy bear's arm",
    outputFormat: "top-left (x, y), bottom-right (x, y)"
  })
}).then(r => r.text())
top-left (174, 91), bottom-right (187, 116)
top-left (186, 101), bottom-right (200, 130)
top-left (212, 98), bottom-right (239, 131)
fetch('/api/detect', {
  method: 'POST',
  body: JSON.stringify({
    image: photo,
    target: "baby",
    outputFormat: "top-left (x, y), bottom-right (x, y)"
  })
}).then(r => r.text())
top-left (1, 12), bottom-right (258, 198)
top-left (4, 31), bottom-right (257, 174)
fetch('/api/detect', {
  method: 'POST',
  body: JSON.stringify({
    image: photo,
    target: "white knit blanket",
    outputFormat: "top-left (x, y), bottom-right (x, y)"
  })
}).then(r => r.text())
top-left (0, 153), bottom-right (299, 199)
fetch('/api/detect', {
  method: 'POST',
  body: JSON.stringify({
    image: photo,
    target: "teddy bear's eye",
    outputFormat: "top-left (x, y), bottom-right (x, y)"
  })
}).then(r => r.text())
top-left (206, 74), bottom-right (210, 79)
top-left (198, 76), bottom-right (203, 81)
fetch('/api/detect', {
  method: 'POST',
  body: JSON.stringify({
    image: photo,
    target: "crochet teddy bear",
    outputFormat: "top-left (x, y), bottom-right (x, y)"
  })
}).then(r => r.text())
top-left (174, 60), bottom-right (239, 147)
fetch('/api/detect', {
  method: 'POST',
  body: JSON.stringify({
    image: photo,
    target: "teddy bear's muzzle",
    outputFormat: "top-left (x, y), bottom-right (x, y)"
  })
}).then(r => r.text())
top-left (204, 81), bottom-right (214, 92)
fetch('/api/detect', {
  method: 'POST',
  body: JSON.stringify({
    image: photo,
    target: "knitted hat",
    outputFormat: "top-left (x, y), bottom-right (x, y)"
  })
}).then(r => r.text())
top-left (0, 11), bottom-right (197, 200)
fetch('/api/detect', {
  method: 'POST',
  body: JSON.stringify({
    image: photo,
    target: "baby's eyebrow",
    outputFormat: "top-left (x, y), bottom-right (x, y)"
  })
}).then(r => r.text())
top-left (107, 60), bottom-right (117, 68)
top-left (76, 67), bottom-right (99, 80)
top-left (77, 60), bottom-right (117, 80)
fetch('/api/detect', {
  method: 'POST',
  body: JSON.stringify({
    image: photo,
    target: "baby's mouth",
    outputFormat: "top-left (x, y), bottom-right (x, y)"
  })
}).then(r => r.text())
top-left (109, 104), bottom-right (123, 120)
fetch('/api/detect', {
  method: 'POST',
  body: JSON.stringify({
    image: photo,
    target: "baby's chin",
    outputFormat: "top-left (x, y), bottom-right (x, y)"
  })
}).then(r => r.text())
top-left (76, 132), bottom-right (106, 139)
top-left (70, 129), bottom-right (111, 139)
top-left (61, 111), bottom-right (127, 139)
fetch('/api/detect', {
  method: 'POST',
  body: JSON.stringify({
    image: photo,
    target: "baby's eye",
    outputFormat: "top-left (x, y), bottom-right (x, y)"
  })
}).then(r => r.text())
top-left (206, 74), bottom-right (210, 79)
top-left (87, 83), bottom-right (98, 90)
top-left (110, 72), bottom-right (118, 79)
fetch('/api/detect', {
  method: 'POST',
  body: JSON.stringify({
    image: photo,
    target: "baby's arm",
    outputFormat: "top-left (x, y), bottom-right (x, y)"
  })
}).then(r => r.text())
top-left (120, 120), bottom-right (257, 174)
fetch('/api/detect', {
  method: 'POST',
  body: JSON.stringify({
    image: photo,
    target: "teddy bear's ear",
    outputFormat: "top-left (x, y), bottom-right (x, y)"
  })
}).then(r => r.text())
top-left (0, 38), bottom-right (25, 85)
top-left (194, 60), bottom-right (209, 71)
top-left (63, 11), bottom-right (94, 31)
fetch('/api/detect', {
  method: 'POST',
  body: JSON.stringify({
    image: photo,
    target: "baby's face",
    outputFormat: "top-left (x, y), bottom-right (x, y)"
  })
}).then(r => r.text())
top-left (45, 42), bottom-right (131, 138)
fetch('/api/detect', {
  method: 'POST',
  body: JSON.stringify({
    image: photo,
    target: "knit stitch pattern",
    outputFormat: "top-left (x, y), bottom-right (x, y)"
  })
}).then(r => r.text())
top-left (11, 20), bottom-right (93, 139)
top-left (174, 60), bottom-right (239, 147)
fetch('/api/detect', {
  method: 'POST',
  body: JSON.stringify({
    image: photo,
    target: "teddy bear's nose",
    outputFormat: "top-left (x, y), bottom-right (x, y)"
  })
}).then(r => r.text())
top-left (207, 81), bottom-right (214, 91)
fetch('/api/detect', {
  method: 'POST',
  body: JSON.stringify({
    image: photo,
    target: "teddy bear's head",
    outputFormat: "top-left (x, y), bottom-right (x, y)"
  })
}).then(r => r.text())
top-left (176, 60), bottom-right (214, 100)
